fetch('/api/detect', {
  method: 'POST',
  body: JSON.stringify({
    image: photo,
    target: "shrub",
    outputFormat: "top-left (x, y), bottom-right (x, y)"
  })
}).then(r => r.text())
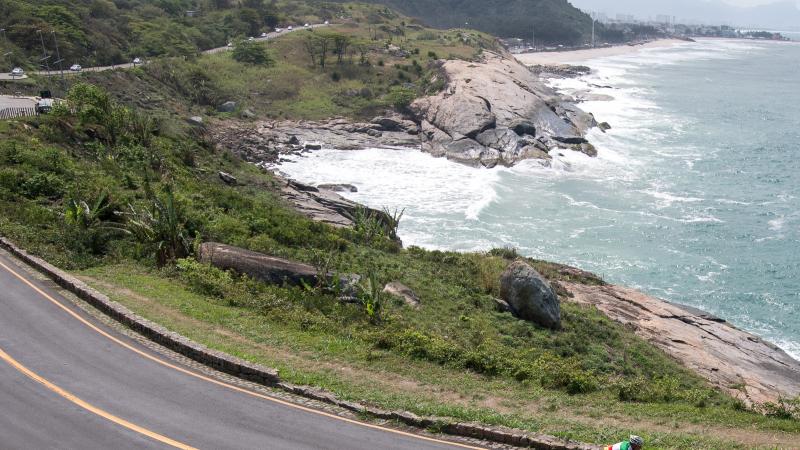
top-left (386, 86), bottom-right (416, 111)
top-left (232, 40), bottom-right (275, 66)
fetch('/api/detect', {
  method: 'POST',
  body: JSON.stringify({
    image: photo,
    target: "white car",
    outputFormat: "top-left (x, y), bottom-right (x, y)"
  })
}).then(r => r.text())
top-left (275, 28), bottom-right (283, 33)
top-left (227, 42), bottom-right (233, 48)
top-left (324, 20), bottom-right (329, 25)
top-left (248, 36), bottom-right (254, 41)
top-left (69, 64), bottom-right (82, 72)
top-left (304, 23), bottom-right (310, 28)
top-left (132, 57), bottom-right (142, 65)
top-left (10, 67), bottom-right (23, 76)
top-left (287, 26), bottom-right (293, 31)
top-left (260, 32), bottom-right (268, 38)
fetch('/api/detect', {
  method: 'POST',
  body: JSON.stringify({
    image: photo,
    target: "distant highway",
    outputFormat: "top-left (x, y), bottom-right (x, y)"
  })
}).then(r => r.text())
top-left (0, 248), bottom-right (481, 449)
top-left (0, 23), bottom-right (328, 81)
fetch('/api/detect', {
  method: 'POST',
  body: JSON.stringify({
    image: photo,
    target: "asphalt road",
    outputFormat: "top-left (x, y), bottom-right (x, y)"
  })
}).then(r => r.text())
top-left (0, 23), bottom-right (327, 81)
top-left (0, 95), bottom-right (36, 109)
top-left (0, 250), bottom-right (481, 450)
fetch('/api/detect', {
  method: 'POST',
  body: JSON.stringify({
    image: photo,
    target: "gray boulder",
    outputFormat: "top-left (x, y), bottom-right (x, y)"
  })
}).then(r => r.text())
top-left (187, 116), bottom-right (204, 127)
top-left (217, 101), bottom-right (237, 113)
top-left (383, 282), bottom-right (420, 309)
top-left (499, 261), bottom-right (560, 329)
top-left (476, 128), bottom-right (522, 154)
top-left (305, 142), bottom-right (323, 150)
top-left (198, 242), bottom-right (353, 290)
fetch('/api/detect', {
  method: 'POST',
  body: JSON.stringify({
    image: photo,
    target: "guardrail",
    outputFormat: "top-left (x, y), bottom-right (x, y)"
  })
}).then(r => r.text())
top-left (0, 107), bottom-right (37, 120)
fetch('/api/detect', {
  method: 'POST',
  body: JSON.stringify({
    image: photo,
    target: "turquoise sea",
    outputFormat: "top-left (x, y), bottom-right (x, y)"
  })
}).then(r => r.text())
top-left (280, 38), bottom-right (800, 360)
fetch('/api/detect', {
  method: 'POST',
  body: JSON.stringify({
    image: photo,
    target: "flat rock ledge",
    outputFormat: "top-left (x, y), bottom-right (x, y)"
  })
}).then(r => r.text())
top-left (209, 116), bottom-right (420, 167)
top-left (562, 282), bottom-right (800, 406)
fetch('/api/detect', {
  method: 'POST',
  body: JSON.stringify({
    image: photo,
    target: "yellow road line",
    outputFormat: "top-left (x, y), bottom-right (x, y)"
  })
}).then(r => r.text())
top-left (0, 258), bottom-right (484, 450)
top-left (0, 346), bottom-right (196, 449)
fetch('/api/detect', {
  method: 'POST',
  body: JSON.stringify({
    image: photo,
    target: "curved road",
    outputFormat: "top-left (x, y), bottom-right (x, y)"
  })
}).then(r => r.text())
top-left (0, 250), bottom-right (481, 450)
top-left (0, 24), bottom-right (327, 81)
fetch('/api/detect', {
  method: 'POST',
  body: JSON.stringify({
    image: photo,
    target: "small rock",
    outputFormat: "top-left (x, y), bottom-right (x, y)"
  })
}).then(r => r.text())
top-left (305, 143), bottom-right (323, 150)
top-left (187, 116), bottom-right (204, 127)
top-left (218, 171), bottom-right (237, 185)
top-left (288, 136), bottom-right (300, 145)
top-left (598, 122), bottom-right (612, 132)
top-left (366, 129), bottom-right (383, 137)
top-left (241, 108), bottom-right (256, 119)
top-left (217, 101), bottom-right (237, 113)
top-left (383, 282), bottom-right (420, 309)
top-left (318, 183), bottom-right (358, 193)
top-left (553, 136), bottom-right (588, 145)
top-left (494, 298), bottom-right (515, 313)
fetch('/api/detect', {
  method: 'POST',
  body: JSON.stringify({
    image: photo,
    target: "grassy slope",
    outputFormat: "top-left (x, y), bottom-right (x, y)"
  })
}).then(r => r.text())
top-left (0, 4), bottom-right (798, 449)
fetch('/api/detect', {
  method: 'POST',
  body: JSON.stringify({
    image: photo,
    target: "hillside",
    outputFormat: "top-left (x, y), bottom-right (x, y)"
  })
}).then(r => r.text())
top-left (0, 0), bottom-right (345, 69)
top-left (341, 0), bottom-right (595, 44)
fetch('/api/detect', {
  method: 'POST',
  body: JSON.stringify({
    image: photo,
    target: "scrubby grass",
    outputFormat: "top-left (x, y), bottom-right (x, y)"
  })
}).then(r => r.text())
top-left (77, 262), bottom-right (800, 449)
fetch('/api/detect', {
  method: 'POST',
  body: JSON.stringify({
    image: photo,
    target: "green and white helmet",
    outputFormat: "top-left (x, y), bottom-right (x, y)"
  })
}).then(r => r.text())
top-left (629, 435), bottom-right (644, 446)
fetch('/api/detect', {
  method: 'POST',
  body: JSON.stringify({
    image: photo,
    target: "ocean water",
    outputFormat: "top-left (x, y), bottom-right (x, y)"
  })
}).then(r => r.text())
top-left (280, 39), bottom-right (800, 360)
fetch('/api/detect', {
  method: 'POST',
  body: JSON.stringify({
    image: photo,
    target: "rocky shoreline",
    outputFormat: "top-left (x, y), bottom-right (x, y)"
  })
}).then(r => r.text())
top-left (211, 49), bottom-right (603, 169)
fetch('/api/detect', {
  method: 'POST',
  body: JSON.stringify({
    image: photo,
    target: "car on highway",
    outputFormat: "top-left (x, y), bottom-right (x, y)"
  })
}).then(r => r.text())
top-left (260, 32), bottom-right (268, 37)
top-left (304, 23), bottom-right (310, 28)
top-left (36, 98), bottom-right (54, 114)
top-left (10, 67), bottom-right (24, 76)
top-left (287, 25), bottom-right (293, 31)
top-left (324, 20), bottom-right (330, 25)
top-left (132, 57), bottom-right (142, 65)
top-left (69, 64), bottom-right (82, 72)
top-left (227, 42), bottom-right (233, 48)
top-left (248, 36), bottom-right (254, 41)
top-left (275, 28), bottom-right (283, 33)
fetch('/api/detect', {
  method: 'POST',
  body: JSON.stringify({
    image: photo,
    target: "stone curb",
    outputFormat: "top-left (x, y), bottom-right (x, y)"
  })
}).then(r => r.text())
top-left (0, 237), bottom-right (598, 450)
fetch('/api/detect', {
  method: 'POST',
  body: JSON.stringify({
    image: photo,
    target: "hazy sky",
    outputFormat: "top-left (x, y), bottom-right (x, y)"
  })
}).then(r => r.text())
top-left (569, 0), bottom-right (800, 28)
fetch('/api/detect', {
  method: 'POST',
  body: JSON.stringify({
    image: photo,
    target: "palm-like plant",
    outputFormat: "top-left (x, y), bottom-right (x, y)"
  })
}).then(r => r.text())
top-left (117, 185), bottom-right (190, 266)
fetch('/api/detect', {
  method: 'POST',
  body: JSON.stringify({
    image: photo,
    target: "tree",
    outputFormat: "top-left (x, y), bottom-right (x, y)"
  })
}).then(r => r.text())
top-left (232, 40), bottom-right (274, 66)
top-left (332, 34), bottom-right (351, 65)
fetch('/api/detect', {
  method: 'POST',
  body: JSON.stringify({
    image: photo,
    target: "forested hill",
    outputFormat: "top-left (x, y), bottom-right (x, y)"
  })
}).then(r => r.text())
top-left (0, 0), bottom-right (345, 68)
top-left (348, 0), bottom-right (595, 44)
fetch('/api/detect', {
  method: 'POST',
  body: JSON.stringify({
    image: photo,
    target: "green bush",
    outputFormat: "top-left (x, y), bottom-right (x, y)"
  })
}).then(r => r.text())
top-left (232, 40), bottom-right (275, 66)
top-left (386, 86), bottom-right (416, 110)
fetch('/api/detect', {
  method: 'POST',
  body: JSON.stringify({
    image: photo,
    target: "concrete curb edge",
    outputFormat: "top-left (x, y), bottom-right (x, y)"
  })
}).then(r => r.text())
top-left (0, 237), bottom-right (598, 450)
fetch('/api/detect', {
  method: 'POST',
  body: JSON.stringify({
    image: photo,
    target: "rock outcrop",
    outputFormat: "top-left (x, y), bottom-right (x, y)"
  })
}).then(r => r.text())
top-left (562, 282), bottom-right (800, 406)
top-left (209, 117), bottom-right (420, 168)
top-left (277, 177), bottom-right (394, 231)
top-left (383, 282), bottom-right (421, 309)
top-left (499, 261), bottom-right (561, 329)
top-left (411, 51), bottom-right (598, 167)
top-left (198, 242), bottom-right (320, 286)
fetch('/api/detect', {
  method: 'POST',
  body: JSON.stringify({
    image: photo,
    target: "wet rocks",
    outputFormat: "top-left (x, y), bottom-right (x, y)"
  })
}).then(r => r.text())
top-left (411, 50), bottom-right (598, 167)
top-left (318, 183), bottom-right (358, 193)
top-left (217, 101), bottom-right (237, 113)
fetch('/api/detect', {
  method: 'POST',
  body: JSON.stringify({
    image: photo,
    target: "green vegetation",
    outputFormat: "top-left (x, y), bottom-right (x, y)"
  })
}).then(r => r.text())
top-left (1, 82), bottom-right (798, 448)
top-left (334, 0), bottom-right (603, 44)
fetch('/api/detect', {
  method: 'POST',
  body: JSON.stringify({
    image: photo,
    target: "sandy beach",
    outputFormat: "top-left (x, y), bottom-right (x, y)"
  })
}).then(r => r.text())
top-left (515, 39), bottom-right (687, 65)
